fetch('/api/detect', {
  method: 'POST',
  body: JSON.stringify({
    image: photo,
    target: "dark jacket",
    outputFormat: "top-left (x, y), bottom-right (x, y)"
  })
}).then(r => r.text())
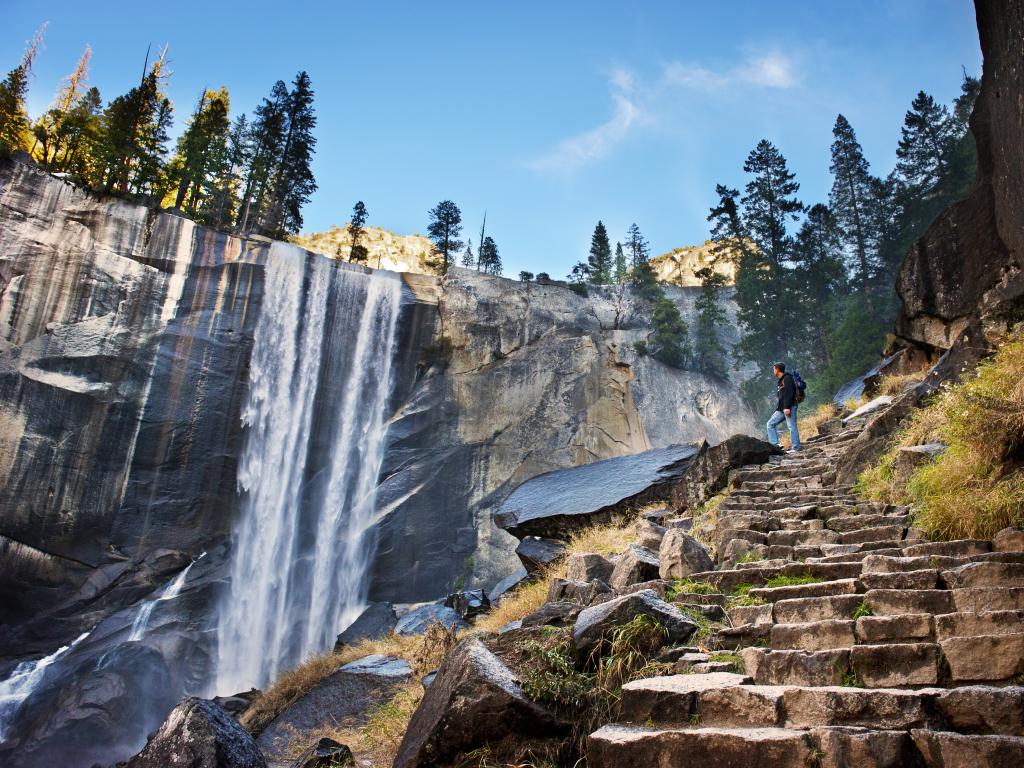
top-left (776, 372), bottom-right (796, 411)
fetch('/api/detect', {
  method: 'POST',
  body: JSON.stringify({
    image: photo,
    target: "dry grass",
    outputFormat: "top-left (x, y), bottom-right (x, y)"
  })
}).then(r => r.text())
top-left (798, 401), bottom-right (840, 440)
top-left (859, 334), bottom-right (1024, 540)
top-left (565, 519), bottom-right (637, 557)
top-left (874, 371), bottom-right (925, 397)
top-left (689, 493), bottom-right (725, 556)
top-left (473, 576), bottom-right (552, 634)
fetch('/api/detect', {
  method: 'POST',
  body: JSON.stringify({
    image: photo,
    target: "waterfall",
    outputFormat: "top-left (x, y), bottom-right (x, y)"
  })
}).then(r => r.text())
top-left (0, 633), bottom-right (90, 741)
top-left (128, 554), bottom-right (204, 642)
top-left (214, 243), bottom-right (403, 693)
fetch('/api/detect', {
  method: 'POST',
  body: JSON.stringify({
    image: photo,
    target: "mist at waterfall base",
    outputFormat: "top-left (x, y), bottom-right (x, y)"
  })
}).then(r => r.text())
top-left (0, 244), bottom-right (405, 765)
top-left (216, 243), bottom-right (403, 693)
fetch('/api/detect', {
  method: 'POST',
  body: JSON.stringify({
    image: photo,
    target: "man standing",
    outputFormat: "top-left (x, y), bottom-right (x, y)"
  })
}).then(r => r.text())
top-left (767, 362), bottom-right (801, 453)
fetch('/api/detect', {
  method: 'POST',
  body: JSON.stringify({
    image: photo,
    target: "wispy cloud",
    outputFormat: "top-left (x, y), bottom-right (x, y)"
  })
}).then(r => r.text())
top-left (528, 68), bottom-right (641, 175)
top-left (530, 50), bottom-right (800, 175)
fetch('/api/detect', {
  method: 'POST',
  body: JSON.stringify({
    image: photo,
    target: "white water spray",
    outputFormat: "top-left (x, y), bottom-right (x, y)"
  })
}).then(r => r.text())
top-left (128, 553), bottom-right (205, 641)
top-left (215, 244), bottom-right (402, 693)
top-left (0, 633), bottom-right (89, 741)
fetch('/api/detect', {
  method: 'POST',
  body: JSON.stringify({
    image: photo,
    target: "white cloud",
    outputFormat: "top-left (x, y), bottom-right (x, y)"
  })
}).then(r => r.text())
top-left (529, 69), bottom-right (641, 175)
top-left (529, 50), bottom-right (799, 175)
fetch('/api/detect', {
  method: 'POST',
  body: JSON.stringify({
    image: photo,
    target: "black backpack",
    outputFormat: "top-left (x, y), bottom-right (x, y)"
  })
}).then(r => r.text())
top-left (792, 370), bottom-right (808, 403)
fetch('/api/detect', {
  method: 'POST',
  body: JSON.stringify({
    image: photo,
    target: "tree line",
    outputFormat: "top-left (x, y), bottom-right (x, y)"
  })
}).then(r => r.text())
top-left (0, 27), bottom-right (318, 239)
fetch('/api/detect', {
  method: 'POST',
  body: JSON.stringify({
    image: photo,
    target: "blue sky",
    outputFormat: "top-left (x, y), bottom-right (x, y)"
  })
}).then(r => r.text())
top-left (5, 1), bottom-right (981, 277)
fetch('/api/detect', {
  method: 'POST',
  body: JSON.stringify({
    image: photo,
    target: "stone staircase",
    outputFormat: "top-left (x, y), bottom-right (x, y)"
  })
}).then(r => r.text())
top-left (588, 409), bottom-right (1024, 767)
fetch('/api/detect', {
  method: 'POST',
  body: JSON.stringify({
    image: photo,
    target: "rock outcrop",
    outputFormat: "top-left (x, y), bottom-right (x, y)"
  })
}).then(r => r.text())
top-left (893, 0), bottom-right (1024, 367)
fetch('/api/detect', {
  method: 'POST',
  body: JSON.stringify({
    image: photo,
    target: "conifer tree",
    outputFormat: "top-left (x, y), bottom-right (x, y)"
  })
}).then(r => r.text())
top-left (167, 87), bottom-right (230, 213)
top-left (693, 266), bottom-right (729, 379)
top-left (478, 236), bottom-right (502, 275)
top-left (200, 113), bottom-right (249, 229)
top-left (32, 46), bottom-right (91, 167)
top-left (0, 25), bottom-right (45, 153)
top-left (829, 114), bottom-right (882, 291)
top-left (650, 298), bottom-right (691, 368)
top-left (895, 91), bottom-right (957, 194)
top-left (613, 242), bottom-right (627, 283)
top-left (349, 200), bottom-right (368, 263)
top-left (238, 80), bottom-right (288, 233)
top-left (461, 238), bottom-right (475, 268)
top-left (426, 200), bottom-right (464, 274)
top-left (624, 223), bottom-right (650, 268)
top-left (57, 86), bottom-right (102, 179)
top-left (267, 71), bottom-right (317, 236)
top-left (587, 221), bottom-right (612, 284)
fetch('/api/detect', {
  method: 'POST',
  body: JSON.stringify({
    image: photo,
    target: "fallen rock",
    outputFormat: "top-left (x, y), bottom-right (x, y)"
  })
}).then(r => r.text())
top-left (127, 698), bottom-right (266, 768)
top-left (658, 530), bottom-right (714, 580)
top-left (521, 600), bottom-right (582, 628)
top-left (334, 602), bottom-right (397, 649)
top-left (444, 589), bottom-right (491, 620)
top-left (394, 602), bottom-right (469, 636)
top-left (339, 654), bottom-right (413, 677)
top-left (212, 689), bottom-right (262, 718)
top-left (546, 577), bottom-right (612, 604)
top-left (573, 589), bottom-right (697, 660)
top-left (392, 638), bottom-right (565, 768)
top-left (609, 545), bottom-right (661, 589)
top-left (566, 552), bottom-right (614, 583)
top-left (636, 519), bottom-right (667, 550)
top-left (494, 444), bottom-right (701, 539)
top-left (994, 528), bottom-right (1024, 553)
top-left (670, 434), bottom-right (783, 511)
top-left (292, 738), bottom-right (355, 768)
top-left (515, 537), bottom-right (567, 574)
top-left (489, 567), bottom-right (529, 601)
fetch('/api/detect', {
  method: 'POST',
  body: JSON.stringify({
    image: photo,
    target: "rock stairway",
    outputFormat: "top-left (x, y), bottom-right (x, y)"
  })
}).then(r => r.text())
top-left (589, 408), bottom-right (1024, 767)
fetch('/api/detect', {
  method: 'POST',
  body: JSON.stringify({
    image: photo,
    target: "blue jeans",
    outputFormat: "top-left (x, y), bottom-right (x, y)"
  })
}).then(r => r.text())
top-left (767, 406), bottom-right (800, 450)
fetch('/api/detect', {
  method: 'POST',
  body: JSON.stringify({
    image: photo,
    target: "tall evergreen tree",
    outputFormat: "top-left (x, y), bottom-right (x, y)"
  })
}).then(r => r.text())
top-left (426, 200), bottom-right (464, 274)
top-left (624, 223), bottom-right (650, 268)
top-left (693, 266), bottom-right (729, 379)
top-left (895, 91), bottom-right (957, 194)
top-left (349, 200), bottom-right (368, 263)
top-left (461, 238), bottom-right (475, 268)
top-left (828, 114), bottom-right (882, 291)
top-left (238, 80), bottom-right (288, 233)
top-left (57, 86), bottom-right (102, 179)
top-left (262, 71), bottom-right (317, 237)
top-left (613, 242), bottom-right (627, 283)
top-left (478, 236), bottom-right (502, 275)
top-left (168, 87), bottom-right (231, 213)
top-left (32, 46), bottom-right (91, 167)
top-left (200, 113), bottom-right (249, 229)
top-left (587, 221), bottom-right (612, 284)
top-left (0, 26), bottom-right (45, 153)
top-left (650, 298), bottom-right (691, 369)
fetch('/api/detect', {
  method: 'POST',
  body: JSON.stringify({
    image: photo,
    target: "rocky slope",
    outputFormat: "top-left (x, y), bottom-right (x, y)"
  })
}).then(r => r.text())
top-left (293, 225), bottom-right (437, 275)
top-left (649, 240), bottom-right (737, 287)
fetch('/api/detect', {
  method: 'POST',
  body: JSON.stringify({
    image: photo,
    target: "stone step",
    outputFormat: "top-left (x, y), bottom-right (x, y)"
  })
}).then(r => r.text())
top-left (771, 619), bottom-right (855, 651)
top-left (806, 548), bottom-right (904, 564)
top-left (935, 610), bottom-right (1024, 640)
top-left (912, 730), bottom-right (1024, 767)
top-left (941, 561), bottom-right (1024, 589)
top-left (748, 578), bottom-right (862, 604)
top-left (861, 569), bottom-right (940, 590)
top-left (902, 539), bottom-right (992, 558)
top-left (941, 633), bottom-right (1024, 683)
top-left (589, 723), bottom-right (958, 768)
top-left (772, 594), bottom-right (864, 624)
top-left (617, 673), bottom-right (1024, 734)
top-left (863, 550), bottom-right (1024, 575)
top-left (690, 564), bottom-right (863, 593)
top-left (864, 588), bottom-right (955, 616)
top-left (856, 614), bottom-right (935, 644)
top-left (826, 514), bottom-right (912, 533)
top-left (953, 586), bottom-right (1024, 612)
top-left (741, 643), bottom-right (942, 688)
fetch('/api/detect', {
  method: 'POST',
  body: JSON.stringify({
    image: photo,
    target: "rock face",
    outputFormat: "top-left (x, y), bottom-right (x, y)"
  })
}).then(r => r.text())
top-left (392, 638), bottom-right (565, 768)
top-left (126, 698), bottom-right (266, 768)
top-left (893, 0), bottom-right (1024, 361)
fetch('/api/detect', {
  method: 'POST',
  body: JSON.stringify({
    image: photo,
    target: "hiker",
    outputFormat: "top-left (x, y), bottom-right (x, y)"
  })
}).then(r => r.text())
top-left (767, 362), bottom-right (801, 453)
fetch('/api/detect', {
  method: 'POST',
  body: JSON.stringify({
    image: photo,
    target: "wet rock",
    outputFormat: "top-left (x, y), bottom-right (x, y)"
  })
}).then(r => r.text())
top-left (394, 602), bottom-right (470, 636)
top-left (393, 638), bottom-right (565, 768)
top-left (444, 589), bottom-right (491, 620)
top-left (494, 444), bottom-right (701, 539)
top-left (292, 738), bottom-right (354, 768)
top-left (573, 589), bottom-right (697, 659)
top-left (126, 697), bottom-right (266, 768)
top-left (212, 689), bottom-right (262, 718)
top-left (566, 552), bottom-right (614, 583)
top-left (515, 537), bottom-right (567, 574)
top-left (334, 602), bottom-right (397, 649)
top-left (658, 530), bottom-right (714, 580)
top-left (609, 545), bottom-right (661, 589)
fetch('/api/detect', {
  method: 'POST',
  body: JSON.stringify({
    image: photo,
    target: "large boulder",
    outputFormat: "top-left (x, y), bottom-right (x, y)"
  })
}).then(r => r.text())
top-left (515, 537), bottom-right (567, 574)
top-left (394, 602), bottom-right (470, 636)
top-left (126, 698), bottom-right (266, 768)
top-left (494, 444), bottom-right (701, 539)
top-left (573, 590), bottom-right (698, 660)
top-left (444, 589), bottom-right (490, 620)
top-left (566, 552), bottom-right (614, 584)
top-left (670, 435), bottom-right (782, 511)
top-left (392, 638), bottom-right (565, 768)
top-left (609, 545), bottom-right (661, 589)
top-left (658, 530), bottom-right (714, 580)
top-left (334, 602), bottom-right (397, 649)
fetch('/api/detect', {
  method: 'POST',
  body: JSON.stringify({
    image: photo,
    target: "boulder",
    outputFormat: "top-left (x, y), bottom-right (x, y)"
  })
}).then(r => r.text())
top-left (994, 528), bottom-right (1024, 553)
top-left (292, 738), bottom-right (355, 768)
top-left (546, 577), bottom-right (612, 605)
top-left (609, 545), bottom-right (661, 589)
top-left (334, 602), bottom-right (397, 649)
top-left (392, 638), bottom-right (565, 768)
top-left (394, 602), bottom-right (470, 636)
top-left (494, 444), bottom-right (701, 539)
top-left (892, 443), bottom-right (947, 485)
top-left (566, 552), bottom-right (614, 583)
top-left (489, 567), bottom-right (529, 601)
top-left (212, 689), bottom-right (262, 718)
top-left (636, 519), bottom-right (667, 550)
top-left (658, 530), bottom-right (714, 580)
top-left (520, 600), bottom-right (582, 628)
top-left (515, 537), bottom-right (567, 574)
top-left (126, 698), bottom-right (266, 768)
top-left (573, 590), bottom-right (698, 660)
top-left (444, 589), bottom-right (491, 620)
top-left (670, 435), bottom-right (783, 511)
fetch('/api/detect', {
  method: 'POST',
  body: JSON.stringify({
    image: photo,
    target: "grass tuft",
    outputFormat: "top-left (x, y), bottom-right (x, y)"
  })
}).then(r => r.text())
top-left (763, 574), bottom-right (824, 589)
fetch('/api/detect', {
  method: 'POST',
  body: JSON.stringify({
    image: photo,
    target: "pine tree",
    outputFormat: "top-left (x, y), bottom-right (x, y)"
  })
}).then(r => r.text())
top-left (57, 86), bottom-right (102, 180)
top-left (650, 297), bottom-right (691, 368)
top-left (895, 91), bottom-right (957, 194)
top-left (262, 71), bottom-right (317, 237)
top-left (587, 221), bottom-right (612, 284)
top-left (0, 26), bottom-right (45, 153)
top-left (349, 200), bottom-right (368, 263)
top-left (624, 223), bottom-right (650, 268)
top-left (613, 242), bottom-right (627, 283)
top-left (828, 114), bottom-right (882, 291)
top-left (238, 80), bottom-right (288, 233)
top-left (478, 236), bottom-right (502, 275)
top-left (32, 45), bottom-right (91, 167)
top-left (426, 200), bottom-right (464, 274)
top-left (461, 238), bottom-right (475, 268)
top-left (168, 87), bottom-right (231, 213)
top-left (200, 113), bottom-right (249, 229)
top-left (693, 266), bottom-right (729, 379)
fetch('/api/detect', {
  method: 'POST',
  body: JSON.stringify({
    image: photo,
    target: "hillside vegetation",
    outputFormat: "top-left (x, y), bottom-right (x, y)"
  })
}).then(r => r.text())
top-left (859, 333), bottom-right (1024, 539)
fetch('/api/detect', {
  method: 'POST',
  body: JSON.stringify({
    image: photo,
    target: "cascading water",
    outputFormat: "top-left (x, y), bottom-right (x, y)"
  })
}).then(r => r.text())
top-left (128, 553), bottom-right (205, 641)
top-left (214, 242), bottom-right (403, 693)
